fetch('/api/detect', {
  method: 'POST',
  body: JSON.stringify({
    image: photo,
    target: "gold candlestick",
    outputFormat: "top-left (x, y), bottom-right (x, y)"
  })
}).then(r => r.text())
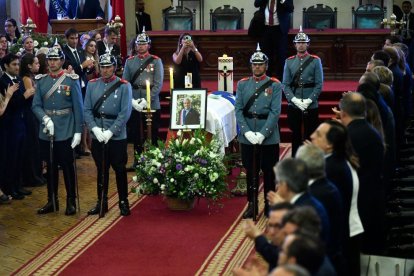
top-left (382, 14), bottom-right (404, 36)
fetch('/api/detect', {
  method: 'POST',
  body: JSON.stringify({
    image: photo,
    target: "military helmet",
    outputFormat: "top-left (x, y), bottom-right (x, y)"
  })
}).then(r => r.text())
top-left (250, 43), bottom-right (268, 64)
top-left (99, 53), bottom-right (117, 67)
top-left (135, 26), bottom-right (151, 45)
top-left (293, 25), bottom-right (310, 43)
top-left (46, 46), bottom-right (65, 60)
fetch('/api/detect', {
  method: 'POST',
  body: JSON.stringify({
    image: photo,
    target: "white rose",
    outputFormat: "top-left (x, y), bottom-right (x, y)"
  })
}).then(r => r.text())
top-left (160, 184), bottom-right (166, 190)
top-left (153, 178), bottom-right (159, 184)
top-left (177, 130), bottom-right (182, 137)
top-left (33, 40), bottom-right (39, 47)
top-left (132, 176), bottom-right (137, 182)
top-left (170, 178), bottom-right (175, 182)
top-left (43, 41), bottom-right (48, 46)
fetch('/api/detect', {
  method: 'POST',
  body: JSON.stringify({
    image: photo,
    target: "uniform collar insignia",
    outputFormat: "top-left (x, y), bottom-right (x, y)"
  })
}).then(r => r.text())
top-left (102, 75), bottom-right (117, 83)
top-left (137, 52), bottom-right (150, 59)
top-left (297, 52), bottom-right (309, 59)
top-left (49, 70), bottom-right (65, 78)
top-left (253, 75), bottom-right (267, 81)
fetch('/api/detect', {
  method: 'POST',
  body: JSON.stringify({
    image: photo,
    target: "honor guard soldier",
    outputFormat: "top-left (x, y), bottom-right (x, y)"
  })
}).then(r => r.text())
top-left (84, 53), bottom-right (133, 216)
top-left (235, 44), bottom-right (282, 220)
top-left (122, 29), bottom-right (163, 168)
top-left (32, 47), bottom-right (83, 215)
top-left (282, 26), bottom-right (323, 157)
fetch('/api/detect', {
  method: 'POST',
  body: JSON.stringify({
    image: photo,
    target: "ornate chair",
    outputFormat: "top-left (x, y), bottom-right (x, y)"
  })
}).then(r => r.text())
top-left (163, 6), bottom-right (196, 31)
top-left (303, 4), bottom-right (337, 30)
top-left (210, 5), bottom-right (244, 31)
top-left (352, 4), bottom-right (386, 29)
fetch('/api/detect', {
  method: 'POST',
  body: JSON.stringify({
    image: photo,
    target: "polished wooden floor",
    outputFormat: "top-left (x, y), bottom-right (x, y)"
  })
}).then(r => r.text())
top-left (0, 145), bottom-right (137, 275)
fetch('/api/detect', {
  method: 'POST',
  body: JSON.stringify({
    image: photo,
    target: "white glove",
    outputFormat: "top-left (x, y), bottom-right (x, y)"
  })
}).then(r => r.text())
top-left (42, 115), bottom-right (54, 136)
top-left (132, 98), bottom-right (143, 111)
top-left (71, 133), bottom-right (81, 149)
top-left (244, 131), bottom-right (258, 145)
top-left (303, 98), bottom-right (312, 109)
top-left (92, 127), bottom-right (105, 143)
top-left (291, 97), bottom-right (306, 111)
top-left (102, 129), bottom-right (113, 144)
top-left (138, 98), bottom-right (148, 110)
top-left (255, 132), bottom-right (265, 144)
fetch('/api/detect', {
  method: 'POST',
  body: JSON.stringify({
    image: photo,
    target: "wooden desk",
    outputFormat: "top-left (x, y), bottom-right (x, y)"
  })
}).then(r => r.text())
top-left (149, 29), bottom-right (389, 81)
top-left (50, 19), bottom-right (106, 34)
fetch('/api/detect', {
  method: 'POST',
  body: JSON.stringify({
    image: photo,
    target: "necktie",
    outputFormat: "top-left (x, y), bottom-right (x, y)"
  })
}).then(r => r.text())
top-left (73, 50), bottom-right (80, 65)
top-left (269, 0), bottom-right (276, 26)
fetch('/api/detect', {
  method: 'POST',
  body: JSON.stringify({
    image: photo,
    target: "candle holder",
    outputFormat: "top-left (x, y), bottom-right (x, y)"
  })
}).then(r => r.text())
top-left (21, 17), bottom-right (37, 36)
top-left (142, 109), bottom-right (156, 143)
top-left (382, 14), bottom-right (404, 36)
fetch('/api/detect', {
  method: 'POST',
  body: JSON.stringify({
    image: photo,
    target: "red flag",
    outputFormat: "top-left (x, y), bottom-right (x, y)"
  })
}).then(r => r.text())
top-left (111, 0), bottom-right (127, 60)
top-left (20, 0), bottom-right (49, 33)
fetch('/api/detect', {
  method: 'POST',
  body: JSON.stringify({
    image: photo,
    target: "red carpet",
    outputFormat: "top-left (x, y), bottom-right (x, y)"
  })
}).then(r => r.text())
top-left (14, 145), bottom-right (291, 276)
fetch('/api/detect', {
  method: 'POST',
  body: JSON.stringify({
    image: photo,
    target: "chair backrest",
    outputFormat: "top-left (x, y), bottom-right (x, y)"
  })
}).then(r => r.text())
top-left (210, 5), bottom-right (244, 31)
top-left (303, 4), bottom-right (337, 30)
top-left (352, 4), bottom-right (386, 29)
top-left (163, 6), bottom-right (196, 31)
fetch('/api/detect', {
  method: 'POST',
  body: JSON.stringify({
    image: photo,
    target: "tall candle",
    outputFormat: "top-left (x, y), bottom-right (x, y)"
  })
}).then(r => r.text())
top-left (169, 67), bottom-right (174, 93)
top-left (146, 80), bottom-right (151, 111)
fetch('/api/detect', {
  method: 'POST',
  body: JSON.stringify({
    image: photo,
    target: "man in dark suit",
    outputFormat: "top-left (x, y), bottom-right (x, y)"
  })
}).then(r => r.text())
top-left (273, 158), bottom-right (330, 246)
top-left (296, 144), bottom-right (344, 275)
top-left (254, 0), bottom-right (294, 79)
top-left (339, 92), bottom-right (385, 254)
top-left (178, 97), bottom-right (200, 125)
top-left (0, 54), bottom-right (35, 199)
top-left (135, 0), bottom-right (152, 33)
top-left (97, 27), bottom-right (122, 73)
top-left (76, 0), bottom-right (104, 19)
top-left (62, 28), bottom-right (93, 94)
top-left (401, 1), bottom-right (414, 45)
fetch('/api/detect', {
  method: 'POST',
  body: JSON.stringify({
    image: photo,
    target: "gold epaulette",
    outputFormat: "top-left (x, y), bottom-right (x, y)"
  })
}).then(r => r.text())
top-left (65, 73), bottom-right (79, 80)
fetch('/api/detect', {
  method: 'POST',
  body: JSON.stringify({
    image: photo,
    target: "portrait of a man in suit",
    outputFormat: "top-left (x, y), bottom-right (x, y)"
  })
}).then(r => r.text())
top-left (177, 97), bottom-right (200, 125)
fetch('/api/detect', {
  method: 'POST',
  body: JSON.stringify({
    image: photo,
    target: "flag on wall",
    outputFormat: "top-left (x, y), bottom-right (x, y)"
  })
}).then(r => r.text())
top-left (20, 0), bottom-right (49, 33)
top-left (110, 0), bottom-right (126, 59)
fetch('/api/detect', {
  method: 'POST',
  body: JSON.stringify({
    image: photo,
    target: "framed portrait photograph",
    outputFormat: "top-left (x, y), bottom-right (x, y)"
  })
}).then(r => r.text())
top-left (170, 89), bottom-right (207, 130)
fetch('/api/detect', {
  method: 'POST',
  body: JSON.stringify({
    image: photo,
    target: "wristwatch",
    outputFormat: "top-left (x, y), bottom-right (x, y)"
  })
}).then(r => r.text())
top-left (194, 48), bottom-right (198, 52)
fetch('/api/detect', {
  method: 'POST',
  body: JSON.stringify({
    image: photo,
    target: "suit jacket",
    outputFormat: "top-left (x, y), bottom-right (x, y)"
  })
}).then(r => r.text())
top-left (76, 0), bottom-right (104, 19)
top-left (178, 108), bottom-right (200, 125)
top-left (136, 11), bottom-right (152, 33)
top-left (294, 192), bottom-right (330, 245)
top-left (255, 235), bottom-right (279, 272)
top-left (62, 44), bottom-right (87, 87)
top-left (309, 178), bottom-right (344, 263)
top-left (401, 12), bottom-right (414, 38)
top-left (254, 0), bottom-right (294, 34)
top-left (97, 40), bottom-right (122, 70)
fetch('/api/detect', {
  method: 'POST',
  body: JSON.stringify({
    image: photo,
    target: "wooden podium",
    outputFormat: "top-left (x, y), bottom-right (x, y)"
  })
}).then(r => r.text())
top-left (50, 19), bottom-right (106, 34)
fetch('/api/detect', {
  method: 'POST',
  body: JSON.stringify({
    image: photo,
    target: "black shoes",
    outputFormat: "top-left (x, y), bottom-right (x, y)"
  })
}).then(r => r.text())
top-left (0, 194), bottom-right (11, 204)
top-left (242, 203), bottom-right (258, 219)
top-left (119, 200), bottom-right (130, 216)
top-left (18, 188), bottom-right (32, 196)
top-left (65, 198), bottom-right (76, 216)
top-left (10, 192), bottom-right (25, 200)
top-left (38, 200), bottom-right (59, 214)
top-left (87, 201), bottom-right (109, 215)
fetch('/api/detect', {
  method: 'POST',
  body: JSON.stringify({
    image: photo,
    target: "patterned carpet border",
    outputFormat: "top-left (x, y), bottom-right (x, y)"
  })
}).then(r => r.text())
top-left (195, 143), bottom-right (291, 275)
top-left (12, 183), bottom-right (143, 276)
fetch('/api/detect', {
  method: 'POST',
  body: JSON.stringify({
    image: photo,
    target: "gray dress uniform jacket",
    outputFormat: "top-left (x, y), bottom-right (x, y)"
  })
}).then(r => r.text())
top-left (282, 53), bottom-right (323, 109)
top-left (83, 76), bottom-right (132, 140)
top-left (32, 72), bottom-right (83, 141)
top-left (235, 75), bottom-right (282, 145)
top-left (122, 53), bottom-right (163, 110)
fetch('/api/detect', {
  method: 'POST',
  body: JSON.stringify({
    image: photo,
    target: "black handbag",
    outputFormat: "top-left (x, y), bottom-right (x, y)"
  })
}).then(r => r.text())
top-left (248, 9), bottom-right (265, 37)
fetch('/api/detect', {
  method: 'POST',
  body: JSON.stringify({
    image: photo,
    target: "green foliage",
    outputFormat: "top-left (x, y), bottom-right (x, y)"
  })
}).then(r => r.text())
top-left (9, 33), bottom-right (65, 55)
top-left (134, 129), bottom-right (228, 202)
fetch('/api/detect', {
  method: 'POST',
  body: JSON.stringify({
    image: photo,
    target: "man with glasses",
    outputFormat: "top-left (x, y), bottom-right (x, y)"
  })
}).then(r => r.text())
top-left (243, 202), bottom-right (293, 272)
top-left (235, 44), bottom-right (282, 219)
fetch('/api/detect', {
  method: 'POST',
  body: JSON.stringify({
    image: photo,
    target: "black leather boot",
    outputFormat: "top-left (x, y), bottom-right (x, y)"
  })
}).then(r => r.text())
top-left (242, 202), bottom-right (258, 219)
top-left (119, 200), bottom-right (130, 216)
top-left (87, 200), bottom-right (109, 215)
top-left (37, 199), bottom-right (59, 214)
top-left (65, 197), bottom-right (76, 216)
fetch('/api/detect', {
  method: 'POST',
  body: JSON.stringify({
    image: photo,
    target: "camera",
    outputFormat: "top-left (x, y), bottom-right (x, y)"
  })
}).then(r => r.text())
top-left (183, 35), bottom-right (192, 42)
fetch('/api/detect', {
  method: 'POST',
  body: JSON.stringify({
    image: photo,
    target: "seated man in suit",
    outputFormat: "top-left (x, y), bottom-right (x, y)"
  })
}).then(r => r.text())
top-left (178, 97), bottom-right (200, 125)
top-left (77, 0), bottom-right (104, 19)
top-left (135, 0), bottom-right (152, 33)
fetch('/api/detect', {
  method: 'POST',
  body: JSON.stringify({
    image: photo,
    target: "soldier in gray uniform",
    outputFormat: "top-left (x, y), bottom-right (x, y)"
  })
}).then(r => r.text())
top-left (32, 47), bottom-right (83, 215)
top-left (84, 53), bottom-right (133, 216)
top-left (235, 44), bottom-right (282, 219)
top-left (282, 27), bottom-right (323, 157)
top-left (122, 29), bottom-right (163, 168)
